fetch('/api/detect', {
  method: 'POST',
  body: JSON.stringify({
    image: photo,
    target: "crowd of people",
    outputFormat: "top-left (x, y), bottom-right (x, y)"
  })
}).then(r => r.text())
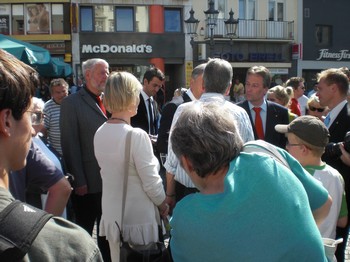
top-left (2, 47), bottom-right (350, 261)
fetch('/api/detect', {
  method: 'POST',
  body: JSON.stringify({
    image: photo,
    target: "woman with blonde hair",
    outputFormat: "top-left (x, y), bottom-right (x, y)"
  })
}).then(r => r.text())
top-left (94, 71), bottom-right (169, 261)
top-left (306, 94), bottom-right (328, 121)
top-left (267, 85), bottom-right (297, 122)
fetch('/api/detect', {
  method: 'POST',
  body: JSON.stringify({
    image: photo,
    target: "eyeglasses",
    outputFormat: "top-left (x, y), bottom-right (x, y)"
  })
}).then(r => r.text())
top-left (308, 106), bottom-right (325, 112)
top-left (27, 110), bottom-right (45, 125)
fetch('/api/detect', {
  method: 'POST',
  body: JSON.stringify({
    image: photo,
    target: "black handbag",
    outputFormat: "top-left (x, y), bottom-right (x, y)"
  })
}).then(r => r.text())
top-left (118, 130), bottom-right (171, 262)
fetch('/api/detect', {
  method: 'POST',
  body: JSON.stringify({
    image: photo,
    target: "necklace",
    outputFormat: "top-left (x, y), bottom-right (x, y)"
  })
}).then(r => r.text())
top-left (109, 117), bottom-right (128, 124)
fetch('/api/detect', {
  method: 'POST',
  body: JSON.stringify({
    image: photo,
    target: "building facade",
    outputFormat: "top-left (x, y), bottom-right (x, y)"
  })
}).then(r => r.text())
top-left (295, 0), bottom-right (350, 89)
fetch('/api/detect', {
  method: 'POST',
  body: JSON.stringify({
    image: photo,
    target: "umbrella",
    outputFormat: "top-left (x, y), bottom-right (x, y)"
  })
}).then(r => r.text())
top-left (0, 33), bottom-right (50, 65)
top-left (0, 34), bottom-right (72, 77)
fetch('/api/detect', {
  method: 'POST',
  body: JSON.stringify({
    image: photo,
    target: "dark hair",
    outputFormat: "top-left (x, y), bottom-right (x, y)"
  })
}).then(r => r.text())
top-left (285, 77), bottom-right (304, 90)
top-left (246, 66), bottom-right (271, 89)
top-left (0, 50), bottom-right (37, 120)
top-left (142, 67), bottom-right (165, 83)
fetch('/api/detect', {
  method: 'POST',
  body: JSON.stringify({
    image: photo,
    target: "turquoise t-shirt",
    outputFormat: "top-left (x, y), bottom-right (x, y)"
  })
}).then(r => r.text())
top-left (170, 152), bottom-right (327, 262)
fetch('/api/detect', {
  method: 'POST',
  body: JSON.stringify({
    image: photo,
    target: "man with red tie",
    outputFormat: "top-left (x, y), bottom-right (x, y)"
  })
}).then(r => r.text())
top-left (237, 66), bottom-right (289, 149)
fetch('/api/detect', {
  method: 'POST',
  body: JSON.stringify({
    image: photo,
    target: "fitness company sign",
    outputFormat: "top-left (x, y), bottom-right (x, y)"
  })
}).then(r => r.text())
top-left (317, 49), bottom-right (350, 61)
top-left (82, 44), bottom-right (153, 54)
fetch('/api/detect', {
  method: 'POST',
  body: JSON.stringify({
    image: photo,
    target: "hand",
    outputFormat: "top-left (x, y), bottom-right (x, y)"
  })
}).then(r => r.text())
top-left (340, 143), bottom-right (350, 166)
top-left (158, 202), bottom-right (170, 219)
top-left (75, 185), bottom-right (88, 196)
top-left (165, 195), bottom-right (176, 214)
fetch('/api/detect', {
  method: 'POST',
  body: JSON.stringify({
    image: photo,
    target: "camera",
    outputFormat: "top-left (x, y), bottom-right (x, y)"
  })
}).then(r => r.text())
top-left (325, 131), bottom-right (350, 158)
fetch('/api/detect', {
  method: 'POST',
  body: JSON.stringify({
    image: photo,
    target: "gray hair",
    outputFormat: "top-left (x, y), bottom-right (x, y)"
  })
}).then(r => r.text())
top-left (203, 58), bottom-right (233, 94)
top-left (171, 102), bottom-right (243, 178)
top-left (191, 63), bottom-right (206, 80)
top-left (82, 58), bottom-right (109, 77)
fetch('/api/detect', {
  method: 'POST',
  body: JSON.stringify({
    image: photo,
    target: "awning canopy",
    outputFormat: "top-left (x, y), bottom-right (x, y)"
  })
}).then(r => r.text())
top-left (0, 34), bottom-right (72, 78)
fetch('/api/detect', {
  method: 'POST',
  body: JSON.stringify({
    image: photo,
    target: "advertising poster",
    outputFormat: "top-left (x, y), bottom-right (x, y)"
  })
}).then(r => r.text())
top-left (27, 3), bottom-right (49, 34)
top-left (0, 15), bottom-right (9, 34)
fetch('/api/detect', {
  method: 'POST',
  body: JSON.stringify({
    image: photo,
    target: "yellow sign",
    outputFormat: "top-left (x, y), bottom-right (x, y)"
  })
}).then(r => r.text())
top-left (185, 61), bottom-right (193, 88)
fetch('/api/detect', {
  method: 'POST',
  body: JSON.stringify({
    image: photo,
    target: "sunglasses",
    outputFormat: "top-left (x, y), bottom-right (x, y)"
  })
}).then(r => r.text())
top-left (309, 106), bottom-right (325, 112)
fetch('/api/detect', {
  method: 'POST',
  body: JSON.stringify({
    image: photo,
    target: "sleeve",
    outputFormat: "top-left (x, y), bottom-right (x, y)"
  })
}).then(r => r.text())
top-left (131, 129), bottom-right (165, 206)
top-left (43, 102), bottom-right (50, 130)
top-left (26, 142), bottom-right (64, 191)
top-left (157, 103), bottom-right (177, 154)
top-left (277, 147), bottom-right (329, 210)
top-left (60, 97), bottom-right (86, 187)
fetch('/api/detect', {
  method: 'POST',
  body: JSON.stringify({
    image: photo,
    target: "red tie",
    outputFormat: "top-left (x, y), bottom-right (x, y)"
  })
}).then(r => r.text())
top-left (96, 95), bottom-right (106, 116)
top-left (253, 107), bottom-right (264, 140)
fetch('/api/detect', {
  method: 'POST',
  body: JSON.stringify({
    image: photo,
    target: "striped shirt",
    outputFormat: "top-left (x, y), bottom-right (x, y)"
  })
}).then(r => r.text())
top-left (164, 93), bottom-right (254, 188)
top-left (43, 99), bottom-right (62, 155)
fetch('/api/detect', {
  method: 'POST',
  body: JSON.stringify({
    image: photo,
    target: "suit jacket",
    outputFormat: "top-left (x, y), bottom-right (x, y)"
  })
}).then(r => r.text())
top-left (131, 94), bottom-right (158, 135)
top-left (157, 93), bottom-right (192, 153)
top-left (60, 87), bottom-right (107, 193)
top-left (237, 100), bottom-right (289, 149)
top-left (322, 102), bottom-right (350, 194)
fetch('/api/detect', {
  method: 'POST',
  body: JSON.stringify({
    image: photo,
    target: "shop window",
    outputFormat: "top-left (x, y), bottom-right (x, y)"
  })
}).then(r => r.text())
top-left (315, 25), bottom-right (332, 46)
top-left (0, 4), bottom-right (10, 35)
top-left (52, 4), bottom-right (63, 34)
top-left (135, 6), bottom-right (148, 32)
top-left (164, 8), bottom-right (181, 32)
top-left (80, 6), bottom-right (93, 31)
top-left (94, 5), bottom-right (114, 32)
top-left (115, 7), bottom-right (133, 32)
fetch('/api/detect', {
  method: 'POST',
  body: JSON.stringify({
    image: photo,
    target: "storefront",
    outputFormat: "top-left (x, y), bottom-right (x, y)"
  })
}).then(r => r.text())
top-left (79, 32), bottom-right (185, 102)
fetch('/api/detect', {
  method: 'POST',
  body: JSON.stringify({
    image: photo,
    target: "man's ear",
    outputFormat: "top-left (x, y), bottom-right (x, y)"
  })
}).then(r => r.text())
top-left (225, 84), bottom-right (232, 96)
top-left (0, 109), bottom-right (12, 137)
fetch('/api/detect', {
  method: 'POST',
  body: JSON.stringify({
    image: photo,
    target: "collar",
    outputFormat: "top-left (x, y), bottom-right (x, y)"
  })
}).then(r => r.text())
top-left (328, 99), bottom-right (347, 122)
top-left (304, 163), bottom-right (326, 176)
top-left (199, 93), bottom-right (225, 102)
top-left (141, 89), bottom-right (151, 102)
top-left (186, 89), bottom-right (196, 101)
top-left (248, 100), bottom-right (267, 112)
top-left (83, 85), bottom-right (102, 101)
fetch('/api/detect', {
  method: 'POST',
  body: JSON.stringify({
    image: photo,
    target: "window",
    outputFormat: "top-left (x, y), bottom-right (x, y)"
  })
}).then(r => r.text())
top-left (135, 6), bottom-right (148, 32)
top-left (239, 0), bottom-right (256, 20)
top-left (12, 4), bottom-right (24, 35)
top-left (268, 0), bottom-right (284, 21)
top-left (213, 0), bottom-right (226, 19)
top-left (26, 4), bottom-right (50, 34)
top-left (80, 6), bottom-right (93, 31)
top-left (164, 9), bottom-right (181, 32)
top-left (0, 4), bottom-right (10, 35)
top-left (51, 4), bottom-right (63, 34)
top-left (315, 25), bottom-right (332, 46)
top-left (115, 7), bottom-right (133, 31)
top-left (94, 5), bottom-right (114, 32)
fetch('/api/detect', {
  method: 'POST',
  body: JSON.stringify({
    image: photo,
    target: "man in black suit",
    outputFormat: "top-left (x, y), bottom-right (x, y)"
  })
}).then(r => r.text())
top-left (157, 63), bottom-right (206, 154)
top-left (131, 67), bottom-right (165, 136)
top-left (237, 66), bottom-right (289, 148)
top-left (317, 67), bottom-right (350, 262)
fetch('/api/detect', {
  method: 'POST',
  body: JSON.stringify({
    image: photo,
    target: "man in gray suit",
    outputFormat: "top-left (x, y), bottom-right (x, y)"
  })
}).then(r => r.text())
top-left (60, 58), bottom-right (110, 261)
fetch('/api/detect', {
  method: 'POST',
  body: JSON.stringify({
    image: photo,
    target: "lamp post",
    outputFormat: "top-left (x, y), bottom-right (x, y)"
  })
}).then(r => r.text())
top-left (204, 0), bottom-right (219, 57)
top-left (184, 2), bottom-right (239, 58)
top-left (224, 9), bottom-right (239, 45)
top-left (184, 8), bottom-right (199, 47)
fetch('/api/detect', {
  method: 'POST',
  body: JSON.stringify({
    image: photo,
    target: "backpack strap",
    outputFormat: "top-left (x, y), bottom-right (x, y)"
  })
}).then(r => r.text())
top-left (242, 140), bottom-right (291, 170)
top-left (0, 200), bottom-right (53, 261)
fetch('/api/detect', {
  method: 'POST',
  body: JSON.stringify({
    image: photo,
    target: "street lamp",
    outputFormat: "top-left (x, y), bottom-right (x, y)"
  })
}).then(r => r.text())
top-left (184, 8), bottom-right (199, 47)
top-left (224, 9), bottom-right (239, 45)
top-left (204, 0), bottom-right (219, 56)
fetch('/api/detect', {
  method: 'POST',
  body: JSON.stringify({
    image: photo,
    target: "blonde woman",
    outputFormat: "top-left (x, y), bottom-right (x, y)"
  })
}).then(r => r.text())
top-left (267, 85), bottom-right (297, 122)
top-left (94, 71), bottom-right (168, 261)
top-left (306, 94), bottom-right (328, 121)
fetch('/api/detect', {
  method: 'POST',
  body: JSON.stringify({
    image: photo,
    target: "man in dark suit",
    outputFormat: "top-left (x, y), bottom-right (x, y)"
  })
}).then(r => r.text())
top-left (237, 66), bottom-right (289, 148)
top-left (157, 63), bottom-right (206, 154)
top-left (317, 67), bottom-right (350, 262)
top-left (60, 58), bottom-right (111, 261)
top-left (131, 67), bottom-right (165, 136)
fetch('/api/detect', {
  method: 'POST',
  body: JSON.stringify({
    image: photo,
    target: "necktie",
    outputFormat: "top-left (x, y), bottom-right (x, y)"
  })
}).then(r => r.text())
top-left (96, 95), bottom-right (106, 116)
top-left (253, 107), bottom-right (264, 140)
top-left (324, 114), bottom-right (331, 128)
top-left (148, 98), bottom-right (155, 135)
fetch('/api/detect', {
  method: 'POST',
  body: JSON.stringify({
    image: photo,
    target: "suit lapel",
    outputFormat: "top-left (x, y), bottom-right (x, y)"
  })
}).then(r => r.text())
top-left (80, 88), bottom-right (107, 118)
top-left (329, 103), bottom-right (348, 134)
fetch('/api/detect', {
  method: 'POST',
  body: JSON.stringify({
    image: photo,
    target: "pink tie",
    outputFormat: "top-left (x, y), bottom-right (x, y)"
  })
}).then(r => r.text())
top-left (253, 107), bottom-right (264, 140)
